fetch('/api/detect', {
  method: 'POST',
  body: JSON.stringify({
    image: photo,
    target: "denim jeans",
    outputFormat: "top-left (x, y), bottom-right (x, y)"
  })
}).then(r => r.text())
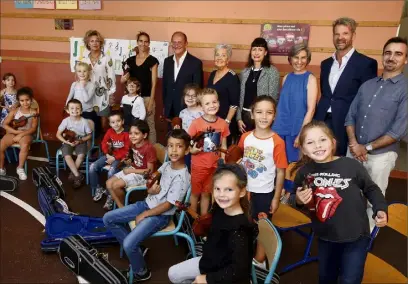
top-left (89, 156), bottom-right (120, 191)
top-left (318, 236), bottom-right (370, 284)
top-left (103, 201), bottom-right (170, 275)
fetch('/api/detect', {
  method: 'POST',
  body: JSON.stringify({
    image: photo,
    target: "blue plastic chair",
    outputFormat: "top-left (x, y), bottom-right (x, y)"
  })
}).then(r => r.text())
top-left (5, 118), bottom-right (49, 174)
top-left (271, 203), bottom-right (318, 274)
top-left (126, 186), bottom-right (196, 283)
top-left (55, 119), bottom-right (99, 186)
top-left (251, 218), bottom-right (282, 284)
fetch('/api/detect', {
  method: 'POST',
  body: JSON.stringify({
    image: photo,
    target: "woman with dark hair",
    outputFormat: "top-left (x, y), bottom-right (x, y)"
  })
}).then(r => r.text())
top-left (82, 30), bottom-right (116, 137)
top-left (207, 44), bottom-right (240, 144)
top-left (237, 37), bottom-right (280, 133)
top-left (121, 31), bottom-right (159, 143)
top-left (272, 44), bottom-right (318, 163)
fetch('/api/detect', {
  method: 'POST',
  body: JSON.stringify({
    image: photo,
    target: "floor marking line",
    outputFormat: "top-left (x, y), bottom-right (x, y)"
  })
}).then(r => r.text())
top-left (0, 191), bottom-right (45, 226)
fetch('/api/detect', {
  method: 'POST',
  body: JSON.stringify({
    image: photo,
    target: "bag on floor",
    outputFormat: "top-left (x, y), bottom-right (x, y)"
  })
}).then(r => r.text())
top-left (33, 166), bottom-right (65, 199)
top-left (41, 213), bottom-right (118, 252)
top-left (0, 175), bottom-right (19, 192)
top-left (58, 235), bottom-right (127, 284)
top-left (37, 185), bottom-right (72, 218)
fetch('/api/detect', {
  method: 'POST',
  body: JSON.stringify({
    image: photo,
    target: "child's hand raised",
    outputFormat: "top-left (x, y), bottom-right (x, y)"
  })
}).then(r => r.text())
top-left (296, 186), bottom-right (313, 205)
top-left (374, 211), bottom-right (387, 227)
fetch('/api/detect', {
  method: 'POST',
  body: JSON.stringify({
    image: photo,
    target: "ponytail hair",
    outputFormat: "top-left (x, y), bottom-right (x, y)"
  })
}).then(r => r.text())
top-left (290, 120), bottom-right (337, 175)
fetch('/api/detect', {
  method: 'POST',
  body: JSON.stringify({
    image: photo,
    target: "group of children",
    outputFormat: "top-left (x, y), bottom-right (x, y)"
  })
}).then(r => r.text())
top-left (0, 69), bottom-right (389, 284)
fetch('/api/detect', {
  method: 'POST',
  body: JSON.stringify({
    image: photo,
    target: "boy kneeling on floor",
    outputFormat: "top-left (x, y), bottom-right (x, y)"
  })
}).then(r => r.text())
top-left (103, 129), bottom-right (191, 282)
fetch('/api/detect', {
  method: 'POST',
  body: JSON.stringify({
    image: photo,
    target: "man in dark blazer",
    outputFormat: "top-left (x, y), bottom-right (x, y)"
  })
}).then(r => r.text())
top-left (314, 17), bottom-right (378, 155)
top-left (162, 31), bottom-right (203, 118)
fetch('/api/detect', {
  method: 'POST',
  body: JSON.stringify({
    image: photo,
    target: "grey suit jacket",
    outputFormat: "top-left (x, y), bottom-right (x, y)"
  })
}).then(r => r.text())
top-left (236, 66), bottom-right (280, 121)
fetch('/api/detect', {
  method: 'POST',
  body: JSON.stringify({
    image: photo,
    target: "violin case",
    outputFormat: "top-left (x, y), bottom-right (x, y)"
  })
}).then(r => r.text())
top-left (41, 213), bottom-right (118, 252)
top-left (58, 235), bottom-right (127, 284)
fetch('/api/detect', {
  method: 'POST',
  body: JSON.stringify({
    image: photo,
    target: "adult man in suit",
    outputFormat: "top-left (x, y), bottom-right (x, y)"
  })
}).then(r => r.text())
top-left (314, 17), bottom-right (378, 156)
top-left (162, 31), bottom-right (203, 118)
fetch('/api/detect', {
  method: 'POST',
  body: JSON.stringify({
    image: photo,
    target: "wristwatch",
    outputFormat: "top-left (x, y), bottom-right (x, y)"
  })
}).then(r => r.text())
top-left (365, 144), bottom-right (373, 152)
top-left (225, 119), bottom-right (231, 124)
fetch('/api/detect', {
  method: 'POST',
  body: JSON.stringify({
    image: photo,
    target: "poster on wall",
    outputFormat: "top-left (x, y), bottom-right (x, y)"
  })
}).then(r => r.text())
top-left (261, 23), bottom-right (310, 56)
top-left (70, 37), bottom-right (169, 78)
top-left (79, 0), bottom-right (102, 10)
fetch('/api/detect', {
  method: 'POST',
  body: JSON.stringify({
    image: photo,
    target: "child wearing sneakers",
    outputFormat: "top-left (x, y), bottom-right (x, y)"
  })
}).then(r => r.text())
top-left (90, 111), bottom-right (130, 209)
top-left (0, 87), bottom-right (38, 180)
top-left (238, 95), bottom-right (288, 269)
top-left (56, 99), bottom-right (92, 188)
top-left (189, 88), bottom-right (230, 215)
top-left (106, 120), bottom-right (156, 208)
top-left (103, 129), bottom-right (191, 282)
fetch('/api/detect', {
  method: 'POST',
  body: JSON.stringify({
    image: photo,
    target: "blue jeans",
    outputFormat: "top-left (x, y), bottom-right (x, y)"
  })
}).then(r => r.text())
top-left (318, 236), bottom-right (370, 284)
top-left (103, 201), bottom-right (170, 274)
top-left (89, 156), bottom-right (120, 191)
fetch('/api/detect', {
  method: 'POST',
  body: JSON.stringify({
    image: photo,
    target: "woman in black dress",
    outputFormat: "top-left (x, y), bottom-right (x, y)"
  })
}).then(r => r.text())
top-left (121, 31), bottom-right (159, 143)
top-left (207, 44), bottom-right (240, 144)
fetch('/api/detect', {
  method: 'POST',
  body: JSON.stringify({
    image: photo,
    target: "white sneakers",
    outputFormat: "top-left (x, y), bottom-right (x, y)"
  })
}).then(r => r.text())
top-left (0, 168), bottom-right (27, 180)
top-left (16, 168), bottom-right (27, 180)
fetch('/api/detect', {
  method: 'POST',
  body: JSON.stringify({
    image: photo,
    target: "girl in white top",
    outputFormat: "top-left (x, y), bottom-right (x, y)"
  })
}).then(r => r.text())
top-left (66, 62), bottom-right (96, 114)
top-left (81, 30), bottom-right (116, 132)
top-left (0, 87), bottom-right (39, 180)
top-left (178, 83), bottom-right (203, 131)
top-left (121, 77), bottom-right (146, 131)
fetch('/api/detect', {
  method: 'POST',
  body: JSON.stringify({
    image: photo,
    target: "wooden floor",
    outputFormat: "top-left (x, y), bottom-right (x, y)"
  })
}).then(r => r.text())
top-left (0, 142), bottom-right (407, 283)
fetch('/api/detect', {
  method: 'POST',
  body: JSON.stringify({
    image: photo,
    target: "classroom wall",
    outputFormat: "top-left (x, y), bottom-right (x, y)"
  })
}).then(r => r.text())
top-left (0, 1), bottom-right (403, 141)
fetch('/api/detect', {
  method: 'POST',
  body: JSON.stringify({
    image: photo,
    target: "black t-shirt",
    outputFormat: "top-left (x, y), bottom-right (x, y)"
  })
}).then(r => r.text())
top-left (243, 68), bottom-right (262, 109)
top-left (199, 206), bottom-right (257, 284)
top-left (125, 55), bottom-right (159, 97)
top-left (294, 157), bottom-right (388, 242)
top-left (207, 70), bottom-right (240, 119)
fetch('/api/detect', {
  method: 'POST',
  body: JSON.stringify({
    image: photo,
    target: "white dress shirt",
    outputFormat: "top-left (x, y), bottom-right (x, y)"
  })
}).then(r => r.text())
top-left (327, 47), bottom-right (355, 112)
top-left (173, 50), bottom-right (187, 81)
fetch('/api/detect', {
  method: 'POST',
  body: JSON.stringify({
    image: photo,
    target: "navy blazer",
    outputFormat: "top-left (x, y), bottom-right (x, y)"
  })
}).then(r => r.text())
top-left (162, 52), bottom-right (203, 117)
top-left (314, 51), bottom-right (378, 128)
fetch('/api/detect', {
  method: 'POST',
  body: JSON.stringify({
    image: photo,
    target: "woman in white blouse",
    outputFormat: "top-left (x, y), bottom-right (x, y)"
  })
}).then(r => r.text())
top-left (82, 30), bottom-right (116, 136)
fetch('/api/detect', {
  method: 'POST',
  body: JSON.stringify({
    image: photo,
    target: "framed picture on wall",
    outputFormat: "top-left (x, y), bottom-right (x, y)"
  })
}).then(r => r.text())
top-left (261, 23), bottom-right (310, 56)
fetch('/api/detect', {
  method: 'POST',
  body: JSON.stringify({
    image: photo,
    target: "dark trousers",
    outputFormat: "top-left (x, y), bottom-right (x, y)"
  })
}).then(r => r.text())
top-left (318, 236), bottom-right (370, 284)
top-left (324, 113), bottom-right (347, 156)
top-left (82, 111), bottom-right (100, 139)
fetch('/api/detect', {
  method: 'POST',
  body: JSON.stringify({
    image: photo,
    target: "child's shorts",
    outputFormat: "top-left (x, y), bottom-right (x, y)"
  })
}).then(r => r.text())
top-left (115, 170), bottom-right (146, 188)
top-left (61, 143), bottom-right (87, 157)
top-left (250, 191), bottom-right (275, 220)
top-left (191, 166), bottom-right (216, 195)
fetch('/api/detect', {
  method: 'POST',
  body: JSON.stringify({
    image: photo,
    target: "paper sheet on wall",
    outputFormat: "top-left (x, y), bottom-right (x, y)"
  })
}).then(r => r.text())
top-left (34, 0), bottom-right (55, 9)
top-left (70, 37), bottom-right (169, 78)
top-left (56, 0), bottom-right (77, 9)
top-left (79, 0), bottom-right (101, 10)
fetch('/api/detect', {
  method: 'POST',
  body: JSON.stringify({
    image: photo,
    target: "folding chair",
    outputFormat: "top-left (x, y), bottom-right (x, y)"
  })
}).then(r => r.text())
top-left (126, 185), bottom-right (196, 284)
top-left (362, 202), bottom-right (407, 283)
top-left (55, 119), bottom-right (99, 185)
top-left (251, 218), bottom-right (283, 284)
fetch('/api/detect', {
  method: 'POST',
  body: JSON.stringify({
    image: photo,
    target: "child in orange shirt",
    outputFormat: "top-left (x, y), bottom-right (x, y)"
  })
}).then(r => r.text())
top-left (188, 88), bottom-right (230, 215)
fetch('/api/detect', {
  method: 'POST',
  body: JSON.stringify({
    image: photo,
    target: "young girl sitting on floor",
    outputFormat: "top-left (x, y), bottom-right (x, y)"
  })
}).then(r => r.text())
top-left (294, 120), bottom-right (388, 284)
top-left (0, 87), bottom-right (38, 180)
top-left (168, 164), bottom-right (258, 284)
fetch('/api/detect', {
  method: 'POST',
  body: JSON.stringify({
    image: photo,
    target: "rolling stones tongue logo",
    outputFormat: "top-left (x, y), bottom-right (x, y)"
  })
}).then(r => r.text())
top-left (314, 186), bottom-right (343, 222)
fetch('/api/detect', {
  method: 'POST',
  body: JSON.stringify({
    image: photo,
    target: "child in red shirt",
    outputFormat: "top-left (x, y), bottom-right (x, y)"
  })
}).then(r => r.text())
top-left (189, 88), bottom-right (230, 215)
top-left (90, 111), bottom-right (130, 210)
top-left (107, 120), bottom-right (156, 208)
